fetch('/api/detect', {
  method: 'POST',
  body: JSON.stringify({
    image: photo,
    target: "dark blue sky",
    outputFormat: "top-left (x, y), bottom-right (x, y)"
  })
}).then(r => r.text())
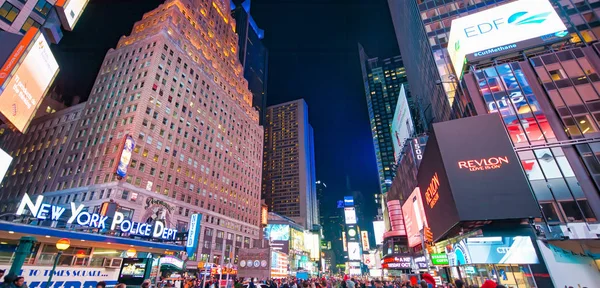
top-left (51, 0), bottom-right (399, 230)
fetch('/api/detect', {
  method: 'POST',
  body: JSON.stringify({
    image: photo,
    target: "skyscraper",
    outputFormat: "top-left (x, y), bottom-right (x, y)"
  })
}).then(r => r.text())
top-left (231, 0), bottom-right (268, 125)
top-left (387, 0), bottom-right (516, 126)
top-left (0, 0), bottom-right (264, 264)
top-left (358, 45), bottom-right (411, 195)
top-left (262, 99), bottom-right (318, 229)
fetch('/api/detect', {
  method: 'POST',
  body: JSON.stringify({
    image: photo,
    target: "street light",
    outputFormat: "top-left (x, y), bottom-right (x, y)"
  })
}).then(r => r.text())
top-left (46, 238), bottom-right (70, 288)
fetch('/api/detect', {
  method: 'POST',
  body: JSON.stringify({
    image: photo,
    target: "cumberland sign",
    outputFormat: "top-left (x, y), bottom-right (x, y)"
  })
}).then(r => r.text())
top-left (16, 194), bottom-right (177, 240)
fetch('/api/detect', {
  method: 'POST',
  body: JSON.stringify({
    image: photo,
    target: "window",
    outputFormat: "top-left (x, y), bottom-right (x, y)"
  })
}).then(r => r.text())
top-left (549, 69), bottom-right (567, 81)
top-left (21, 17), bottom-right (41, 34)
top-left (0, 2), bottom-right (20, 24)
top-left (34, 0), bottom-right (52, 17)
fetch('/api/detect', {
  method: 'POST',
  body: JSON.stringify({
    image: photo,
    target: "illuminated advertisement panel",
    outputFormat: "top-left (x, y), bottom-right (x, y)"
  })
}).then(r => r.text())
top-left (418, 114), bottom-right (540, 240)
top-left (387, 200), bottom-right (406, 236)
top-left (344, 196), bottom-right (354, 207)
top-left (344, 207), bottom-right (357, 225)
top-left (372, 221), bottom-right (385, 245)
top-left (391, 84), bottom-right (414, 163)
top-left (290, 228), bottom-right (304, 251)
top-left (0, 28), bottom-right (59, 133)
top-left (0, 149), bottom-right (13, 183)
top-left (402, 187), bottom-right (429, 248)
top-left (447, 236), bottom-right (539, 265)
top-left (348, 242), bottom-right (361, 261)
top-left (361, 231), bottom-right (370, 251)
top-left (265, 224), bottom-right (290, 241)
top-left (56, 0), bottom-right (90, 31)
top-left (115, 135), bottom-right (135, 178)
top-left (447, 0), bottom-right (568, 78)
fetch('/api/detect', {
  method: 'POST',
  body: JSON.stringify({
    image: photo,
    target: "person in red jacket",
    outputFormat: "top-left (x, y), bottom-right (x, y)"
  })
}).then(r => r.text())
top-left (421, 274), bottom-right (436, 288)
top-left (480, 280), bottom-right (497, 288)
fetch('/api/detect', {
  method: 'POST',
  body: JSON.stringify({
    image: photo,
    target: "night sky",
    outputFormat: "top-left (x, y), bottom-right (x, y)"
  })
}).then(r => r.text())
top-left (51, 0), bottom-right (399, 234)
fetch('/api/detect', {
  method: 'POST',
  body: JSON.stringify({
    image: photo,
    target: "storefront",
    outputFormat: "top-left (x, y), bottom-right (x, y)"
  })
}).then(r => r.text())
top-left (0, 193), bottom-right (186, 288)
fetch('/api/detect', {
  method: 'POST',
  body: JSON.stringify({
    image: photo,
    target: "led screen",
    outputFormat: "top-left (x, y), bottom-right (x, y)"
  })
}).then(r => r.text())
top-left (56, 0), bottom-right (90, 31)
top-left (391, 85), bottom-right (414, 163)
top-left (348, 242), bottom-right (361, 260)
top-left (372, 221), bottom-right (385, 245)
top-left (115, 135), bottom-right (134, 177)
top-left (118, 258), bottom-right (149, 286)
top-left (0, 149), bottom-right (12, 184)
top-left (402, 187), bottom-right (429, 248)
top-left (418, 114), bottom-right (540, 241)
top-left (447, 236), bottom-right (539, 265)
top-left (447, 0), bottom-right (568, 78)
top-left (265, 224), bottom-right (290, 241)
top-left (0, 29), bottom-right (59, 132)
top-left (344, 207), bottom-right (357, 225)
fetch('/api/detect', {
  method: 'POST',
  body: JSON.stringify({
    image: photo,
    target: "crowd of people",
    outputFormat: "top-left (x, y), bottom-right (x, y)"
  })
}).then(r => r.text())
top-left (0, 268), bottom-right (517, 288)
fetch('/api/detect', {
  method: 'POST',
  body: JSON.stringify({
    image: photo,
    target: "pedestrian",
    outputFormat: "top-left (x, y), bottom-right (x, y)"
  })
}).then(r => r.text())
top-left (480, 280), bottom-right (497, 288)
top-left (496, 285), bottom-right (506, 288)
top-left (454, 280), bottom-right (463, 288)
top-left (1, 273), bottom-right (16, 288)
top-left (142, 280), bottom-right (152, 288)
top-left (96, 281), bottom-right (106, 288)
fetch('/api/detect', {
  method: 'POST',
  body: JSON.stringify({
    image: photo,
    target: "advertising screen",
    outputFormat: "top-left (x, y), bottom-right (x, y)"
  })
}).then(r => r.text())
top-left (344, 207), bottom-right (357, 225)
top-left (373, 220), bottom-right (385, 245)
top-left (382, 255), bottom-right (412, 269)
top-left (186, 214), bottom-right (202, 256)
top-left (115, 135), bottom-right (134, 177)
top-left (344, 196), bottom-right (354, 207)
top-left (418, 114), bottom-right (540, 240)
top-left (118, 258), bottom-right (149, 286)
top-left (447, 0), bottom-right (568, 78)
top-left (361, 231), bottom-right (370, 251)
top-left (56, 0), bottom-right (90, 31)
top-left (447, 236), bottom-right (539, 265)
top-left (431, 253), bottom-right (449, 266)
top-left (265, 224), bottom-right (290, 241)
top-left (348, 242), bottom-right (361, 261)
top-left (402, 188), bottom-right (429, 248)
top-left (387, 200), bottom-right (406, 236)
top-left (0, 29), bottom-right (59, 133)
top-left (290, 228), bottom-right (304, 251)
top-left (0, 149), bottom-right (13, 183)
top-left (391, 84), bottom-right (414, 163)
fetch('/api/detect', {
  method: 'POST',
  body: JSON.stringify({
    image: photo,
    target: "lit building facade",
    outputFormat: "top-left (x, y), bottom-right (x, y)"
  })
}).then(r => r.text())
top-left (358, 46), bottom-right (410, 195)
top-left (0, 0), bottom-right (264, 266)
top-left (231, 0), bottom-right (268, 125)
top-left (262, 99), bottom-right (318, 229)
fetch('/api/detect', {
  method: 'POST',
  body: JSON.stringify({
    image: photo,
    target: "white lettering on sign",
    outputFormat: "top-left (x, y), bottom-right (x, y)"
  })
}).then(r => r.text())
top-left (413, 139), bottom-right (422, 160)
top-left (15, 194), bottom-right (176, 241)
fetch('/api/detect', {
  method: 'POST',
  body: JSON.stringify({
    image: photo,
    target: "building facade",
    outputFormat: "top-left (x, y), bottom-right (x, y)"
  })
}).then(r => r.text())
top-left (0, 0), bottom-right (264, 266)
top-left (231, 0), bottom-right (268, 125)
top-left (358, 46), bottom-right (411, 195)
top-left (262, 99), bottom-right (318, 229)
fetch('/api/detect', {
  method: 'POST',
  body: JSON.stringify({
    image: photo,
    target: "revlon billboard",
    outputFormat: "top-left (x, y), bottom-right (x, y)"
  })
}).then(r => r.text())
top-left (417, 114), bottom-right (540, 241)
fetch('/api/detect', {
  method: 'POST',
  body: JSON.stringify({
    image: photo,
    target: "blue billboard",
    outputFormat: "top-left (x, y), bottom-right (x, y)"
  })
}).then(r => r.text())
top-left (344, 196), bottom-right (354, 207)
top-left (186, 214), bottom-right (202, 257)
top-left (447, 236), bottom-right (539, 265)
top-left (265, 224), bottom-right (290, 241)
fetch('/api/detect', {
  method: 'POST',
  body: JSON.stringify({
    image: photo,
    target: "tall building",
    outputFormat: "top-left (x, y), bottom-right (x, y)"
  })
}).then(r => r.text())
top-left (389, 0), bottom-right (600, 285)
top-left (358, 46), bottom-right (411, 195)
top-left (316, 180), bottom-right (326, 225)
top-left (0, 0), bottom-right (264, 265)
top-left (231, 0), bottom-right (268, 125)
top-left (262, 99), bottom-right (318, 229)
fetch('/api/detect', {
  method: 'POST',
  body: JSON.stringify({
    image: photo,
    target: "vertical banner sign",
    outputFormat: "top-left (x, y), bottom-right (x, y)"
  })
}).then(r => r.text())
top-left (186, 214), bottom-right (202, 256)
top-left (116, 135), bottom-right (134, 177)
top-left (361, 231), bottom-right (370, 251)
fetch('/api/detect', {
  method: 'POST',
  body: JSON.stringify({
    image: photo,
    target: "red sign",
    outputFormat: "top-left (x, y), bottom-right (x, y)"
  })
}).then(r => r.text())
top-left (424, 173), bottom-right (440, 209)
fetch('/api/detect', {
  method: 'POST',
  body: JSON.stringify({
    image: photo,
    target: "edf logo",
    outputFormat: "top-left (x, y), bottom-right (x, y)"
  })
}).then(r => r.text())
top-left (463, 11), bottom-right (552, 38)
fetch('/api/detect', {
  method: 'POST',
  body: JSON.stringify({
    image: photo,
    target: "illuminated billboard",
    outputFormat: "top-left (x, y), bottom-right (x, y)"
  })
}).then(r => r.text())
top-left (348, 242), bottom-right (361, 261)
top-left (0, 28), bottom-right (59, 133)
top-left (265, 224), bottom-right (290, 241)
top-left (0, 149), bottom-right (12, 183)
top-left (387, 200), bottom-right (406, 236)
top-left (115, 135), bottom-right (135, 178)
top-left (417, 114), bottom-right (540, 241)
top-left (360, 231), bottom-right (370, 251)
top-left (391, 84), bottom-right (414, 163)
top-left (343, 196), bottom-right (354, 207)
top-left (402, 188), bottom-right (429, 248)
top-left (290, 228), bottom-right (304, 251)
top-left (344, 207), bottom-right (357, 225)
top-left (447, 236), bottom-right (538, 265)
top-left (447, 0), bottom-right (568, 78)
top-left (372, 221), bottom-right (385, 245)
top-left (56, 0), bottom-right (91, 31)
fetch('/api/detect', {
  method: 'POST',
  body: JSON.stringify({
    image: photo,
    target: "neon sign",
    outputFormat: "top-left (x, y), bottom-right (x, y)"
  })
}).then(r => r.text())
top-left (424, 173), bottom-right (440, 209)
top-left (16, 194), bottom-right (177, 240)
top-left (458, 156), bottom-right (509, 171)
